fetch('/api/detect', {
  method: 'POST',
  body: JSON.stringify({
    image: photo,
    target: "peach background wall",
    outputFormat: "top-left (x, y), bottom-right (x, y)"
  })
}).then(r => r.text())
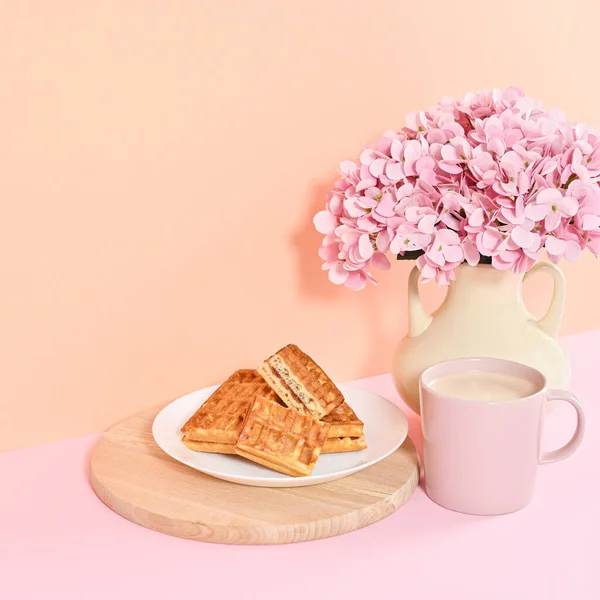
top-left (1, 0), bottom-right (600, 452)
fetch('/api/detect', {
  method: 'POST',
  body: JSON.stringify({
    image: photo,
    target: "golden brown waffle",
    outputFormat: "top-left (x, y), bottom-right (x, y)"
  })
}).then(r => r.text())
top-left (180, 370), bottom-right (279, 445)
top-left (322, 435), bottom-right (367, 454)
top-left (322, 401), bottom-right (364, 439)
top-left (184, 433), bottom-right (366, 455)
top-left (258, 344), bottom-right (344, 419)
top-left (235, 396), bottom-right (330, 476)
top-left (183, 439), bottom-right (235, 454)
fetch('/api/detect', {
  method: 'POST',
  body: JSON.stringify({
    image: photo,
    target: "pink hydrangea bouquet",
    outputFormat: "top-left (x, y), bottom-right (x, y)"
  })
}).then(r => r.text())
top-left (314, 87), bottom-right (600, 289)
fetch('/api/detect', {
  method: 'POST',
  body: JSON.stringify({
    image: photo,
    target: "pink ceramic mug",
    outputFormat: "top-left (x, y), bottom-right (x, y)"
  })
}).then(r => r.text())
top-left (419, 357), bottom-right (585, 515)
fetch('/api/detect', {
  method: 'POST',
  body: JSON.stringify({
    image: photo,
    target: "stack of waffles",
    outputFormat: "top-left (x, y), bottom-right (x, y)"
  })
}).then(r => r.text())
top-left (181, 344), bottom-right (367, 477)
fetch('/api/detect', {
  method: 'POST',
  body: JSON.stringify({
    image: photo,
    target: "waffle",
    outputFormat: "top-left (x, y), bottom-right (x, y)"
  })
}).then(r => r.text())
top-left (183, 439), bottom-right (235, 454)
top-left (322, 401), bottom-right (364, 439)
top-left (322, 435), bottom-right (367, 454)
top-left (184, 432), bottom-right (367, 455)
top-left (180, 369), bottom-right (279, 445)
top-left (258, 344), bottom-right (344, 419)
top-left (235, 396), bottom-right (330, 477)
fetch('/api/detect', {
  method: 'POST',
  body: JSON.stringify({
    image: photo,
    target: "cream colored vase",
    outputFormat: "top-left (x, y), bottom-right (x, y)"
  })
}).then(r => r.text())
top-left (393, 262), bottom-right (570, 414)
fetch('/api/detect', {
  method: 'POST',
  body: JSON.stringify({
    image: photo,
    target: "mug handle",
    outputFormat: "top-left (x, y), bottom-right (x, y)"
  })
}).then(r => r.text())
top-left (539, 390), bottom-right (586, 464)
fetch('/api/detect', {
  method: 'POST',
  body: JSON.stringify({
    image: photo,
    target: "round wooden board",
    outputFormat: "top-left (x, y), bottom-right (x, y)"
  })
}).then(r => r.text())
top-left (90, 405), bottom-right (420, 545)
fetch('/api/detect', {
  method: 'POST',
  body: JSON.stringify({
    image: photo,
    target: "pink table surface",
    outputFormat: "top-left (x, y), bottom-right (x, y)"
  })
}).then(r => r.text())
top-left (1, 330), bottom-right (598, 600)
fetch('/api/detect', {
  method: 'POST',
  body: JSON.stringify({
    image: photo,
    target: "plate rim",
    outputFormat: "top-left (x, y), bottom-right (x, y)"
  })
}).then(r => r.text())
top-left (152, 382), bottom-right (409, 486)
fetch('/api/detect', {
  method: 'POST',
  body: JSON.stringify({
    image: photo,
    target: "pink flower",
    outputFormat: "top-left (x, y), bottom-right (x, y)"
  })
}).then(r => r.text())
top-left (512, 144), bottom-right (542, 171)
top-left (405, 205), bottom-right (438, 233)
top-left (315, 87), bottom-right (600, 289)
top-left (508, 224), bottom-right (542, 270)
top-left (493, 152), bottom-right (531, 197)
top-left (390, 229), bottom-right (432, 254)
top-left (544, 232), bottom-right (583, 263)
top-left (371, 251), bottom-right (392, 271)
top-left (492, 248), bottom-right (536, 274)
top-left (423, 229), bottom-right (464, 268)
top-left (344, 271), bottom-right (368, 291)
top-left (314, 210), bottom-right (338, 234)
top-left (405, 111), bottom-right (430, 133)
top-left (437, 191), bottom-right (465, 229)
top-left (582, 144), bottom-right (600, 178)
top-left (510, 222), bottom-right (541, 252)
top-left (386, 138), bottom-right (433, 180)
top-left (569, 181), bottom-right (600, 231)
top-left (461, 238), bottom-right (481, 266)
top-left (491, 236), bottom-right (540, 273)
top-left (524, 188), bottom-right (579, 231)
top-left (499, 196), bottom-right (526, 225)
top-left (375, 228), bottom-right (393, 252)
top-left (468, 149), bottom-right (498, 188)
top-left (464, 206), bottom-right (486, 232)
top-left (416, 254), bottom-right (457, 286)
top-left (587, 229), bottom-right (600, 256)
top-left (439, 137), bottom-right (472, 174)
top-left (476, 228), bottom-right (504, 257)
top-left (560, 139), bottom-right (600, 184)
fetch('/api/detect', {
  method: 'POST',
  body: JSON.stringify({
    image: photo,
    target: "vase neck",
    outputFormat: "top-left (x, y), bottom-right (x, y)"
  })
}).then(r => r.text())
top-left (445, 265), bottom-right (523, 306)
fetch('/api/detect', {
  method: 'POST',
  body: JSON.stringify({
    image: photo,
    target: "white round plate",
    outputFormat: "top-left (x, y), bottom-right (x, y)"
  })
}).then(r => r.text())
top-left (152, 383), bottom-right (409, 488)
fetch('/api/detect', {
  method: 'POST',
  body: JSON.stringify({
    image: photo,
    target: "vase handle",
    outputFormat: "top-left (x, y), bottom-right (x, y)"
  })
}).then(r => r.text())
top-left (523, 261), bottom-right (566, 338)
top-left (408, 265), bottom-right (433, 337)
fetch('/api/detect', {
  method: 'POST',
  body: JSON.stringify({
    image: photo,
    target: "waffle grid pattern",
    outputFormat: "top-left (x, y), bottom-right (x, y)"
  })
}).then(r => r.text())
top-left (271, 344), bottom-right (344, 416)
top-left (235, 397), bottom-right (330, 476)
top-left (181, 370), bottom-right (279, 443)
top-left (322, 401), bottom-right (364, 438)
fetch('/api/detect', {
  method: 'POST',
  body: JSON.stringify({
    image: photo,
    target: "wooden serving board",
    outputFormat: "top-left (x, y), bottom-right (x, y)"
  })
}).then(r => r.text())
top-left (90, 405), bottom-right (420, 545)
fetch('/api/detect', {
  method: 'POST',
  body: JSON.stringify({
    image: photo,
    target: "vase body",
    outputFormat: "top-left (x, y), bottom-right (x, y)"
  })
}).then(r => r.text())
top-left (393, 262), bottom-right (571, 414)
